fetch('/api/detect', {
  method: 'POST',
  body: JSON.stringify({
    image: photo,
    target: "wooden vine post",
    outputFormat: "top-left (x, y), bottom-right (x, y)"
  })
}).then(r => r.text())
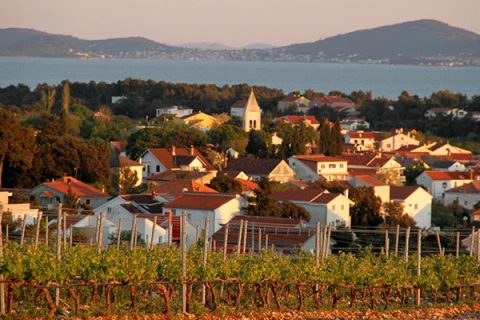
top-left (45, 216), bottom-right (49, 247)
top-left (394, 224), bottom-right (400, 256)
top-left (20, 217), bottom-right (27, 246)
top-left (0, 204), bottom-right (5, 314)
top-left (243, 220), bottom-right (249, 254)
top-left (456, 231), bottom-right (460, 258)
top-left (150, 216), bottom-right (157, 249)
top-left (202, 217), bottom-right (209, 305)
top-left (223, 223), bottom-right (229, 260)
top-left (181, 211), bottom-right (187, 313)
top-left (470, 227), bottom-right (475, 257)
top-left (404, 226), bottom-right (410, 262)
top-left (116, 217), bottom-right (122, 249)
top-left (55, 204), bottom-right (63, 307)
top-left (415, 228), bottom-right (422, 306)
top-left (436, 230), bottom-right (443, 256)
top-left (130, 214), bottom-right (137, 250)
top-left (315, 222), bottom-right (320, 266)
top-left (384, 228), bottom-right (389, 257)
top-left (236, 220), bottom-right (243, 254)
top-left (34, 212), bottom-right (43, 249)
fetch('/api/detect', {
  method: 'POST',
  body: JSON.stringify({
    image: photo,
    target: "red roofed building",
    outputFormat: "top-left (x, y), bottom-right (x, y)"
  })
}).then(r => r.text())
top-left (146, 179), bottom-right (218, 201)
top-left (272, 188), bottom-right (353, 227)
top-left (288, 154), bottom-right (348, 182)
top-left (309, 96), bottom-right (357, 114)
top-left (274, 115), bottom-right (320, 130)
top-left (344, 131), bottom-right (376, 151)
top-left (389, 186), bottom-right (432, 229)
top-left (416, 170), bottom-right (476, 200)
top-left (163, 193), bottom-right (246, 237)
top-left (139, 146), bottom-right (215, 179)
top-left (28, 176), bottom-right (110, 210)
top-left (277, 94), bottom-right (311, 112)
top-left (444, 181), bottom-right (480, 210)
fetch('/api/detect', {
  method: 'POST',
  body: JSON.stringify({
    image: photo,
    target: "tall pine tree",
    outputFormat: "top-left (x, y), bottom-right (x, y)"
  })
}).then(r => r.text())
top-left (62, 80), bottom-right (70, 132)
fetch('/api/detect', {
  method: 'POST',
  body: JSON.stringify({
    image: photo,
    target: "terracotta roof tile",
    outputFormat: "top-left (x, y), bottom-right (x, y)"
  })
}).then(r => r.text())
top-left (43, 176), bottom-right (108, 198)
top-left (146, 147), bottom-right (214, 170)
top-left (424, 171), bottom-right (473, 181)
top-left (347, 131), bottom-right (376, 139)
top-left (147, 179), bottom-right (217, 198)
top-left (445, 181), bottom-right (480, 194)
top-left (164, 193), bottom-right (237, 210)
top-left (275, 115), bottom-right (319, 125)
top-left (272, 188), bottom-right (326, 202)
top-left (225, 158), bottom-right (284, 176)
top-left (311, 193), bottom-right (341, 204)
top-left (390, 186), bottom-right (419, 200)
top-left (294, 154), bottom-right (346, 163)
top-left (352, 175), bottom-right (385, 186)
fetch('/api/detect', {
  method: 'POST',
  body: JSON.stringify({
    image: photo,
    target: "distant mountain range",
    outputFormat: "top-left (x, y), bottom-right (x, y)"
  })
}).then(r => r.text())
top-left (179, 42), bottom-right (274, 50)
top-left (1, 20), bottom-right (479, 66)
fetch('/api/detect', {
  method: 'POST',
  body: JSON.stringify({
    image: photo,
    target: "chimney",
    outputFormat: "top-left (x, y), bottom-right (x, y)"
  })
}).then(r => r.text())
top-left (190, 145), bottom-right (194, 156)
top-left (343, 188), bottom-right (349, 199)
top-left (171, 145), bottom-right (176, 156)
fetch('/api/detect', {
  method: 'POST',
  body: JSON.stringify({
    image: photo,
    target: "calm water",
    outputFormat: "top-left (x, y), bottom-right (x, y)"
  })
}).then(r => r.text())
top-left (0, 57), bottom-right (479, 98)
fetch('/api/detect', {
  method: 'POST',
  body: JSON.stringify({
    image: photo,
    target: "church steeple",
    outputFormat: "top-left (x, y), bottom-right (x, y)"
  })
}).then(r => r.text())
top-left (242, 90), bottom-right (262, 132)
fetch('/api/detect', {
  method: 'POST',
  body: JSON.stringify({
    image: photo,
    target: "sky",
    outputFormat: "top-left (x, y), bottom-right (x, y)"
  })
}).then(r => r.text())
top-left (0, 0), bottom-right (479, 47)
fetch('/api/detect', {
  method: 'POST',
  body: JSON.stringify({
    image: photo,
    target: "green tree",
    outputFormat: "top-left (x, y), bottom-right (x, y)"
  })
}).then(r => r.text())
top-left (404, 162), bottom-right (426, 186)
top-left (209, 174), bottom-right (242, 194)
top-left (328, 119), bottom-right (343, 156)
top-left (350, 187), bottom-right (383, 226)
top-left (0, 109), bottom-right (36, 188)
top-left (207, 124), bottom-right (248, 154)
top-left (62, 80), bottom-right (71, 132)
top-left (246, 130), bottom-right (268, 157)
top-left (383, 201), bottom-right (416, 228)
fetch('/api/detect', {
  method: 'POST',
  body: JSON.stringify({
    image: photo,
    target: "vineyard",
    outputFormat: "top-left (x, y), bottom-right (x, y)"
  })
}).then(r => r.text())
top-left (1, 242), bottom-right (480, 318)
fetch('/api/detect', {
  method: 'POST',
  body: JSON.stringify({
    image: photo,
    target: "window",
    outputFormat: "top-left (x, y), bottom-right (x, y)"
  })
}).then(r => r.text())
top-left (156, 165), bottom-right (160, 172)
top-left (321, 164), bottom-right (325, 169)
top-left (249, 120), bottom-right (253, 129)
top-left (187, 213), bottom-right (192, 220)
top-left (86, 199), bottom-right (91, 205)
top-left (332, 205), bottom-right (336, 210)
top-left (253, 120), bottom-right (257, 129)
top-left (329, 164), bottom-right (336, 169)
top-left (387, 144), bottom-right (391, 148)
top-left (147, 165), bottom-right (151, 174)
top-left (414, 204), bottom-right (418, 210)
top-left (442, 182), bottom-right (447, 189)
top-left (107, 207), bottom-right (112, 214)
top-left (465, 201), bottom-right (468, 206)
top-left (339, 164), bottom-right (344, 168)
top-left (341, 205), bottom-right (344, 210)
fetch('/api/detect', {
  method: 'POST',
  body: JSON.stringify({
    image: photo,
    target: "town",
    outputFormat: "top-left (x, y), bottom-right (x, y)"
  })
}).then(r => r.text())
top-left (2, 81), bottom-right (480, 255)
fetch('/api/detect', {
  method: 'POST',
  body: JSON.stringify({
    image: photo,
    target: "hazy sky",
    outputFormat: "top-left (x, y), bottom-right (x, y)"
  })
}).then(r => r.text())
top-left (1, 0), bottom-right (479, 47)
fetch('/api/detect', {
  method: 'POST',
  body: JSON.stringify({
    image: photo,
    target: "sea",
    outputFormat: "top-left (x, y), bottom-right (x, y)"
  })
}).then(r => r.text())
top-left (0, 57), bottom-right (479, 98)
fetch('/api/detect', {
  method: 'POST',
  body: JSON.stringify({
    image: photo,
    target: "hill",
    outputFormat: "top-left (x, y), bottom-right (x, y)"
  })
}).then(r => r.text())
top-left (1, 20), bottom-right (479, 65)
top-left (275, 20), bottom-right (480, 65)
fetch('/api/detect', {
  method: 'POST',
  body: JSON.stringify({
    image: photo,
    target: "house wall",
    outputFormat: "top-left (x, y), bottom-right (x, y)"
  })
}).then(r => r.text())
top-left (29, 185), bottom-right (108, 209)
top-left (269, 161), bottom-right (296, 183)
top-left (380, 134), bottom-right (420, 151)
top-left (325, 196), bottom-right (351, 227)
top-left (288, 157), bottom-right (320, 182)
top-left (139, 151), bottom-right (166, 178)
top-left (416, 173), bottom-right (472, 200)
top-left (400, 189), bottom-right (432, 229)
top-left (444, 192), bottom-right (480, 210)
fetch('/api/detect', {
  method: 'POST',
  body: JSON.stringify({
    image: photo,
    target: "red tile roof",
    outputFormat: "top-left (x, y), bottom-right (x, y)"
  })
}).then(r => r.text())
top-left (445, 181), bottom-right (480, 194)
top-left (424, 171), bottom-right (473, 181)
top-left (390, 186), bottom-right (420, 200)
top-left (147, 179), bottom-right (218, 198)
top-left (225, 158), bottom-right (285, 176)
top-left (294, 154), bottom-right (346, 163)
top-left (272, 188), bottom-right (326, 202)
top-left (43, 177), bottom-right (108, 198)
top-left (234, 179), bottom-right (259, 192)
top-left (352, 175), bottom-right (385, 186)
top-left (231, 99), bottom-right (246, 109)
top-left (347, 167), bottom-right (378, 176)
top-left (311, 193), bottom-right (341, 204)
top-left (110, 141), bottom-right (127, 152)
top-left (164, 193), bottom-right (238, 210)
top-left (146, 147), bottom-right (214, 170)
top-left (280, 94), bottom-right (301, 103)
top-left (347, 131), bottom-right (376, 139)
top-left (109, 155), bottom-right (142, 167)
top-left (275, 115), bottom-right (319, 125)
top-left (339, 153), bottom-right (377, 166)
top-left (120, 194), bottom-right (159, 204)
top-left (473, 209), bottom-right (480, 216)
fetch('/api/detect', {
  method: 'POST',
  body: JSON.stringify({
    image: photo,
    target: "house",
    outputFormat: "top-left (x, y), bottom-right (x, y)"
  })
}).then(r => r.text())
top-left (110, 141), bottom-right (127, 156)
top-left (344, 131), bottom-right (376, 151)
top-left (28, 176), bottom-right (109, 210)
top-left (273, 188), bottom-right (353, 227)
top-left (109, 155), bottom-right (143, 190)
top-left (147, 179), bottom-right (218, 201)
top-left (444, 181), bottom-right (480, 210)
top-left (139, 146), bottom-right (215, 179)
top-left (274, 115), bottom-right (320, 130)
top-left (419, 155), bottom-right (466, 172)
top-left (145, 169), bottom-right (216, 185)
top-left (162, 193), bottom-right (246, 237)
top-left (341, 153), bottom-right (405, 185)
top-left (416, 171), bottom-right (474, 200)
top-left (178, 112), bottom-right (220, 131)
top-left (224, 158), bottom-right (295, 183)
top-left (210, 216), bottom-right (319, 253)
top-left (424, 108), bottom-right (468, 119)
top-left (288, 155), bottom-right (348, 182)
top-left (309, 96), bottom-right (357, 114)
top-left (348, 175), bottom-right (390, 203)
top-left (271, 132), bottom-right (283, 146)
top-left (94, 193), bottom-right (167, 220)
top-left (0, 191), bottom-right (40, 225)
top-left (389, 186), bottom-right (432, 229)
top-left (340, 117), bottom-right (370, 131)
top-left (48, 214), bottom-right (115, 247)
top-left (427, 143), bottom-right (472, 157)
top-left (230, 91), bottom-right (262, 132)
top-left (156, 105), bottom-right (193, 118)
top-left (379, 130), bottom-right (420, 152)
top-left (277, 94), bottom-right (311, 112)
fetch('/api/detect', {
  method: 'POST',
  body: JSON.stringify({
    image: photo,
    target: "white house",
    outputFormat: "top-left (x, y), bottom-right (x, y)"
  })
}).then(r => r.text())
top-left (277, 94), bottom-right (311, 112)
top-left (139, 146), bottom-right (215, 179)
top-left (340, 118), bottom-right (370, 131)
top-left (163, 193), bottom-right (246, 237)
top-left (348, 175), bottom-right (390, 203)
top-left (230, 91), bottom-right (262, 132)
top-left (420, 155), bottom-right (466, 172)
top-left (288, 155), bottom-right (348, 182)
top-left (0, 191), bottom-right (40, 225)
top-left (444, 181), bottom-right (480, 210)
top-left (344, 131), bottom-right (376, 151)
top-left (379, 131), bottom-right (420, 152)
top-left (272, 189), bottom-right (353, 227)
top-left (416, 171), bottom-right (474, 200)
top-left (389, 186), bottom-right (432, 229)
top-left (427, 143), bottom-right (472, 157)
top-left (424, 108), bottom-right (468, 120)
top-left (156, 105), bottom-right (193, 118)
top-left (28, 176), bottom-right (110, 210)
